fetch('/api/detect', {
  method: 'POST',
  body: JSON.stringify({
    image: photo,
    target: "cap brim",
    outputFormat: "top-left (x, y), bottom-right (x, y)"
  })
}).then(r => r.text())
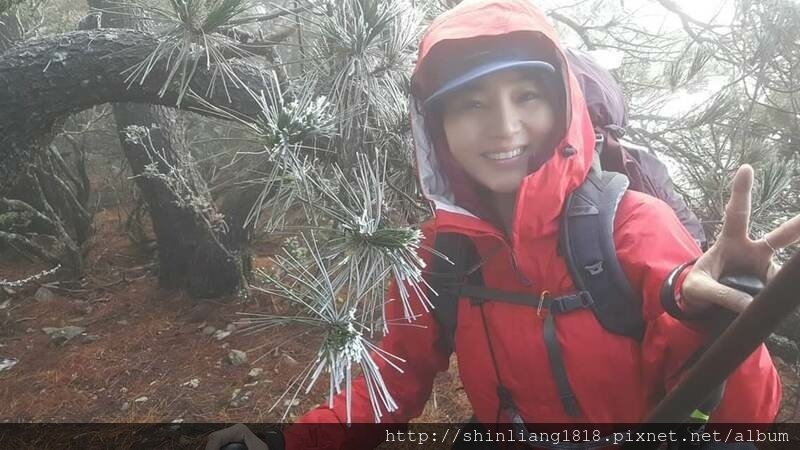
top-left (424, 60), bottom-right (555, 108)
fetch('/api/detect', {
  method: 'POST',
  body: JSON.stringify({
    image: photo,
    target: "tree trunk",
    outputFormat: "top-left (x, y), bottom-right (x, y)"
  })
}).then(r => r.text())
top-left (83, 1), bottom-right (248, 297)
top-left (114, 106), bottom-right (248, 297)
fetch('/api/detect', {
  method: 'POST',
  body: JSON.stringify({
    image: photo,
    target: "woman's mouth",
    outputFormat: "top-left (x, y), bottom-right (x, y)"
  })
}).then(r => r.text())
top-left (483, 146), bottom-right (526, 161)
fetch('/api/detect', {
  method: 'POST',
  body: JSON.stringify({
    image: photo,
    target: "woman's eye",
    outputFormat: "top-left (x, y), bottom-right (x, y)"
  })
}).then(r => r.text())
top-left (519, 91), bottom-right (541, 102)
top-left (462, 100), bottom-right (484, 110)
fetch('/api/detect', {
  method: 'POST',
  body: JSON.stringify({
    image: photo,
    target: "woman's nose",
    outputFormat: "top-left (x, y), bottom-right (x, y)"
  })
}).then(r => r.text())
top-left (487, 97), bottom-right (522, 139)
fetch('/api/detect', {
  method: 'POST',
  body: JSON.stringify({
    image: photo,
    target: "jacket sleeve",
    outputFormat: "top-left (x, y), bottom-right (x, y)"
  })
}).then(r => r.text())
top-left (613, 192), bottom-right (781, 423)
top-left (281, 225), bottom-right (451, 450)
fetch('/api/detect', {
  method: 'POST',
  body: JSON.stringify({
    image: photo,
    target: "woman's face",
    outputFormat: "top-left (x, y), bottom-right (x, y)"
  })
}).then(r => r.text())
top-left (440, 68), bottom-right (557, 195)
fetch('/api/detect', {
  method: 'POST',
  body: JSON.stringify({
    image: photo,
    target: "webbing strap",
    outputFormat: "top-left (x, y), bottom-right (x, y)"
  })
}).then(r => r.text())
top-left (460, 285), bottom-right (594, 314)
top-left (543, 312), bottom-right (582, 417)
top-left (460, 285), bottom-right (538, 305)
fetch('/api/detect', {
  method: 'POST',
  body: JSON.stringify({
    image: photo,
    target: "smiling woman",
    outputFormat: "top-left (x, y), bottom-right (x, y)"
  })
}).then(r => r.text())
top-left (440, 69), bottom-right (558, 195)
top-left (418, 37), bottom-right (567, 232)
top-left (437, 68), bottom-right (559, 234)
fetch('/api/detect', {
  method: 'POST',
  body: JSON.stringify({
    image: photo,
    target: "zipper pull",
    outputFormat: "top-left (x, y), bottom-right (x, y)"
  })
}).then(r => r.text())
top-left (509, 250), bottom-right (532, 286)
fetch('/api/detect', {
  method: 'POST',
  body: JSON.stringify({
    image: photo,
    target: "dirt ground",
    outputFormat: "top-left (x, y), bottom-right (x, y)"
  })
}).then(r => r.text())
top-left (0, 207), bottom-right (797, 449)
top-left (0, 207), bottom-right (470, 447)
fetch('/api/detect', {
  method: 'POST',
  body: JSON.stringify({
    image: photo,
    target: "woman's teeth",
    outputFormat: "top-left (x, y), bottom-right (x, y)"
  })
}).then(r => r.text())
top-left (484, 147), bottom-right (525, 161)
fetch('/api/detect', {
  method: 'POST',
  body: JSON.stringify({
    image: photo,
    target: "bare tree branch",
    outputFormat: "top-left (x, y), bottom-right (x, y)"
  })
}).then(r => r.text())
top-left (548, 11), bottom-right (596, 50)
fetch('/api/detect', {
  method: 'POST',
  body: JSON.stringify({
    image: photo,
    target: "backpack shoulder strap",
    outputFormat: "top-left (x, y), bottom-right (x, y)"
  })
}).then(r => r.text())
top-left (428, 232), bottom-right (481, 356)
top-left (560, 169), bottom-right (645, 341)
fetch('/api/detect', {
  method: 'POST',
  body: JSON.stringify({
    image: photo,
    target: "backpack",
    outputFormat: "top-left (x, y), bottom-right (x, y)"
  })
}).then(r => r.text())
top-left (426, 48), bottom-right (719, 422)
top-left (566, 48), bottom-right (707, 250)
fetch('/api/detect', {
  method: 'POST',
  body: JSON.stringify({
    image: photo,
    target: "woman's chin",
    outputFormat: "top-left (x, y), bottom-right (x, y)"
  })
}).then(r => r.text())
top-left (482, 178), bottom-right (524, 195)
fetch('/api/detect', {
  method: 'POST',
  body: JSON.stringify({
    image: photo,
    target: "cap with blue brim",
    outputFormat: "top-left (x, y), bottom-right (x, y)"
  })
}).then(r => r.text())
top-left (423, 51), bottom-right (555, 108)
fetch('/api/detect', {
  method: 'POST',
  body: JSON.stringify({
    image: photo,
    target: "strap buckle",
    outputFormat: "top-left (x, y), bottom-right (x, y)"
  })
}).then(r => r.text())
top-left (578, 291), bottom-right (594, 308)
top-left (594, 132), bottom-right (605, 155)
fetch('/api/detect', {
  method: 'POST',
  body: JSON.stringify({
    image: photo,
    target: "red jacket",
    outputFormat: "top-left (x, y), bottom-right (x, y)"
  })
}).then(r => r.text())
top-left (284, 1), bottom-right (780, 448)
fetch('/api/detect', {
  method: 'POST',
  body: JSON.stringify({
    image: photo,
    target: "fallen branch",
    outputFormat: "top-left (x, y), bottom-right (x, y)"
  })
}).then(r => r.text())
top-left (0, 262), bottom-right (62, 288)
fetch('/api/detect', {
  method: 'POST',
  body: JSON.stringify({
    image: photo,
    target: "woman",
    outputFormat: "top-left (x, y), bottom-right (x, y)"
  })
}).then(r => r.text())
top-left (209, 1), bottom-right (796, 448)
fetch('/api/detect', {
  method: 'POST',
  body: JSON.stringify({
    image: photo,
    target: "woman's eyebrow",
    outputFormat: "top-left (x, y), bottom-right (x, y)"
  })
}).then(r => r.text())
top-left (450, 72), bottom-right (544, 99)
top-left (516, 72), bottom-right (545, 87)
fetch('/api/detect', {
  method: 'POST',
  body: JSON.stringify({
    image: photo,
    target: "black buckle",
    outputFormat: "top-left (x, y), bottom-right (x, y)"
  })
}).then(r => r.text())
top-left (549, 297), bottom-right (568, 314)
top-left (550, 293), bottom-right (595, 314)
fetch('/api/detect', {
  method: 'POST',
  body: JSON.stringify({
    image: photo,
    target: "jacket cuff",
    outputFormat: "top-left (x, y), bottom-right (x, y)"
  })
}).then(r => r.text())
top-left (660, 260), bottom-right (715, 321)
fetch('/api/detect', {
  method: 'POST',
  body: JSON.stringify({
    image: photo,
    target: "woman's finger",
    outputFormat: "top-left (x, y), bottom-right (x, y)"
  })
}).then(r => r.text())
top-left (720, 165), bottom-right (754, 240)
top-left (206, 425), bottom-right (240, 450)
top-left (763, 213), bottom-right (800, 251)
top-left (683, 271), bottom-right (753, 313)
top-left (766, 261), bottom-right (782, 283)
top-left (206, 424), bottom-right (251, 450)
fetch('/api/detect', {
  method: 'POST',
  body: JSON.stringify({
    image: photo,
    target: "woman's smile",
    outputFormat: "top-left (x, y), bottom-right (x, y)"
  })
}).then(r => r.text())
top-left (482, 145), bottom-right (528, 161)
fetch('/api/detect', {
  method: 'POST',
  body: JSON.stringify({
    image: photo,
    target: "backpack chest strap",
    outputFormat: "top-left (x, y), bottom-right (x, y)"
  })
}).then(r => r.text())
top-left (460, 284), bottom-right (595, 316)
top-left (459, 285), bottom-right (591, 418)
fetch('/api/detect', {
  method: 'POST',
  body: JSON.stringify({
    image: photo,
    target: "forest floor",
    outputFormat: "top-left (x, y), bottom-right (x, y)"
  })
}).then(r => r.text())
top-left (0, 206), bottom-right (798, 449)
top-left (0, 206), bottom-right (470, 448)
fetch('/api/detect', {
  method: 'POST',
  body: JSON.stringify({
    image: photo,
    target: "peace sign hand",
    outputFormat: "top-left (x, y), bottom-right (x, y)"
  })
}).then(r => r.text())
top-left (681, 165), bottom-right (800, 314)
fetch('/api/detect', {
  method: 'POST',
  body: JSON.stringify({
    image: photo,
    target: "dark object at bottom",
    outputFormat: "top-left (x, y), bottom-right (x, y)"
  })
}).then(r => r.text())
top-left (220, 443), bottom-right (248, 450)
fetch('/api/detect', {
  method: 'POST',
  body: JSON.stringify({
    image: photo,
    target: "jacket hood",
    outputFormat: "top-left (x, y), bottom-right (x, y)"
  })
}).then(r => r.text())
top-left (410, 0), bottom-right (597, 239)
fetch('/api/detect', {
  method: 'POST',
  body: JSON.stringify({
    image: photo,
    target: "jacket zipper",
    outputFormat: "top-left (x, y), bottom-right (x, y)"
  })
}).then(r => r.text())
top-left (510, 249), bottom-right (532, 287)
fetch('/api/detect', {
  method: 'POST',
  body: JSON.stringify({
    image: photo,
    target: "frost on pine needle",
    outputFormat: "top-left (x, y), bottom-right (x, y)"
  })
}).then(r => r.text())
top-left (252, 74), bottom-right (336, 149)
top-left (310, 309), bottom-right (405, 424)
top-left (185, 71), bottom-right (335, 232)
top-left (300, 152), bottom-right (435, 333)
top-left (237, 234), bottom-right (404, 423)
top-left (240, 73), bottom-right (335, 231)
top-left (122, 0), bottom-right (255, 106)
top-left (303, 0), bottom-right (423, 151)
top-left (241, 149), bottom-right (314, 233)
top-left (188, 65), bottom-right (336, 148)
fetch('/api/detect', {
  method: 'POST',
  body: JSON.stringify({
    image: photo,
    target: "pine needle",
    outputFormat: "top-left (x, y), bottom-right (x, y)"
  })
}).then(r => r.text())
top-left (237, 233), bottom-right (403, 422)
top-left (123, 0), bottom-right (256, 106)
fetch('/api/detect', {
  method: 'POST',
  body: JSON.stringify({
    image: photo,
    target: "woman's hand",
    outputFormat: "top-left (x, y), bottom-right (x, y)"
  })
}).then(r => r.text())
top-left (205, 423), bottom-right (269, 450)
top-left (681, 165), bottom-right (800, 314)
